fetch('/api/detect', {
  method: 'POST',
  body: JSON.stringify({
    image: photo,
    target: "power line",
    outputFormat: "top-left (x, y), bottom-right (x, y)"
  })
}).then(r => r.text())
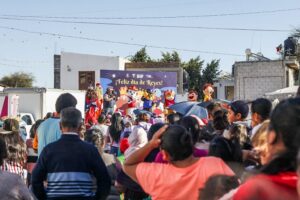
top-left (0, 62), bottom-right (50, 69)
top-left (0, 16), bottom-right (289, 32)
top-left (2, 7), bottom-right (300, 20)
top-left (0, 58), bottom-right (51, 64)
top-left (0, 25), bottom-right (244, 57)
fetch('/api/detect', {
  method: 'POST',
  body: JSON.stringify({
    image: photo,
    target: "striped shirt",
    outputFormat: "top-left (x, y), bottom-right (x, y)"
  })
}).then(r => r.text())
top-left (32, 134), bottom-right (111, 200)
top-left (1, 160), bottom-right (25, 180)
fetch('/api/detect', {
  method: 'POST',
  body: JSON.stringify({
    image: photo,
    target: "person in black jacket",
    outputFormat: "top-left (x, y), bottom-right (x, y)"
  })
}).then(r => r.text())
top-left (32, 107), bottom-right (111, 200)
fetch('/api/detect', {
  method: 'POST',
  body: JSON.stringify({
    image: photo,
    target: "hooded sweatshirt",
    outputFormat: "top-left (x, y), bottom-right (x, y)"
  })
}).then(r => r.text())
top-left (233, 172), bottom-right (298, 200)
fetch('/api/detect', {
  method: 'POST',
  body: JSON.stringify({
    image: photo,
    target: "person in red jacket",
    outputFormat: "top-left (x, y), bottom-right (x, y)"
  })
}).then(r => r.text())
top-left (234, 98), bottom-right (300, 200)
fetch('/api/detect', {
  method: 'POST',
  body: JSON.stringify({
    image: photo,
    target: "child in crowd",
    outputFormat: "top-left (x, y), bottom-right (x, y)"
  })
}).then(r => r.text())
top-left (84, 128), bottom-right (121, 200)
top-left (155, 116), bottom-right (208, 163)
top-left (228, 100), bottom-right (249, 126)
top-left (250, 120), bottom-right (270, 166)
top-left (250, 98), bottom-right (272, 140)
top-left (26, 119), bottom-right (44, 186)
top-left (228, 100), bottom-right (252, 150)
top-left (199, 175), bottom-right (239, 200)
top-left (109, 112), bottom-right (124, 156)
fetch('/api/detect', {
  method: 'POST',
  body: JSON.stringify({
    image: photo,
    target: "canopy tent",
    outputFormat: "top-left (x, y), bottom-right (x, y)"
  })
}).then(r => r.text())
top-left (264, 86), bottom-right (298, 100)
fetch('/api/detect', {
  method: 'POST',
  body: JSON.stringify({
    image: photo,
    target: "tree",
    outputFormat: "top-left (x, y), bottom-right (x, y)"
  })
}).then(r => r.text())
top-left (199, 59), bottom-right (220, 99)
top-left (182, 56), bottom-right (204, 94)
top-left (129, 47), bottom-right (152, 62)
top-left (291, 28), bottom-right (300, 38)
top-left (159, 51), bottom-right (181, 63)
top-left (0, 72), bottom-right (35, 87)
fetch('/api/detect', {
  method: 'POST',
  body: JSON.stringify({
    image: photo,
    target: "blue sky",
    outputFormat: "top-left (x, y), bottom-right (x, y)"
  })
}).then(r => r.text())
top-left (0, 0), bottom-right (299, 87)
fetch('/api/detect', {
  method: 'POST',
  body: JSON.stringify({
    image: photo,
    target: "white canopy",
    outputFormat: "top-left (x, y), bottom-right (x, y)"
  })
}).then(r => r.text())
top-left (265, 86), bottom-right (298, 96)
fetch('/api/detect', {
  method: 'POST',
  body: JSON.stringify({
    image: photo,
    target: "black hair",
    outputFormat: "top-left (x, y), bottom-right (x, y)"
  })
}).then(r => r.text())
top-left (44, 112), bottom-right (53, 119)
top-left (98, 114), bottom-right (106, 124)
top-left (199, 175), bottom-right (239, 200)
top-left (230, 100), bottom-right (249, 119)
top-left (137, 113), bottom-right (149, 123)
top-left (206, 102), bottom-right (222, 116)
top-left (251, 98), bottom-right (272, 121)
top-left (60, 107), bottom-right (82, 129)
top-left (167, 113), bottom-right (182, 125)
top-left (29, 119), bottom-right (44, 138)
top-left (109, 112), bottom-right (124, 143)
top-left (0, 137), bottom-right (7, 166)
top-left (213, 110), bottom-right (229, 131)
top-left (261, 98), bottom-right (300, 174)
top-left (160, 125), bottom-right (193, 162)
top-left (55, 93), bottom-right (77, 113)
top-left (178, 116), bottom-right (200, 145)
top-left (84, 128), bottom-right (105, 153)
top-left (147, 123), bottom-right (164, 141)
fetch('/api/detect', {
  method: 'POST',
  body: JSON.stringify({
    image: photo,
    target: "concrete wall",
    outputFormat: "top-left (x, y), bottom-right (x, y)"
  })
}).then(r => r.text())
top-left (233, 60), bottom-right (288, 101)
top-left (213, 79), bottom-right (234, 100)
top-left (60, 52), bottom-right (125, 90)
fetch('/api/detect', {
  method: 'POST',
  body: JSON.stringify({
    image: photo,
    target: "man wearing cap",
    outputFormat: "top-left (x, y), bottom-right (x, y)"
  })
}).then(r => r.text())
top-left (103, 87), bottom-right (116, 115)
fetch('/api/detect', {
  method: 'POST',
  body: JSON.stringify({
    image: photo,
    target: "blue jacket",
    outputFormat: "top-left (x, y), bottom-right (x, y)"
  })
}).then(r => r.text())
top-left (37, 117), bottom-right (61, 157)
top-left (32, 134), bottom-right (111, 200)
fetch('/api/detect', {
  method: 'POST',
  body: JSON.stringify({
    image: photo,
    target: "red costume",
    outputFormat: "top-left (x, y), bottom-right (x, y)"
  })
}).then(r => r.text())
top-left (164, 90), bottom-right (176, 107)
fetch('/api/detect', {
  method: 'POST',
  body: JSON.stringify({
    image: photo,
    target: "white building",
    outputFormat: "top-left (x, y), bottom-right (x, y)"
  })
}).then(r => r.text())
top-left (233, 60), bottom-right (297, 101)
top-left (213, 72), bottom-right (234, 101)
top-left (55, 52), bottom-right (128, 90)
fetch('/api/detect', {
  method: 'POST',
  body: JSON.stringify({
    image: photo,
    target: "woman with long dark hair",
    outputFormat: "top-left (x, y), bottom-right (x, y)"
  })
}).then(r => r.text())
top-left (0, 137), bottom-right (35, 199)
top-left (109, 112), bottom-right (124, 156)
top-left (233, 98), bottom-right (300, 200)
top-left (0, 118), bottom-right (27, 180)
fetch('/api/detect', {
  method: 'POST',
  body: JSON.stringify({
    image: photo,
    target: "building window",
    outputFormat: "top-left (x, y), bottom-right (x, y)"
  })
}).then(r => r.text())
top-left (78, 71), bottom-right (95, 90)
top-left (225, 86), bottom-right (234, 101)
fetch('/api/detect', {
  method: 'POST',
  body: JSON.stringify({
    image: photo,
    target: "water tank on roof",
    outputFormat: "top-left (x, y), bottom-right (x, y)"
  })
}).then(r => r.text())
top-left (284, 37), bottom-right (298, 56)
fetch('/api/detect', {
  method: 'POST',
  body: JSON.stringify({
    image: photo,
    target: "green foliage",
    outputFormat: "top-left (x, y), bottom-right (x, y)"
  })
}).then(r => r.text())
top-left (129, 47), bottom-right (152, 62)
top-left (159, 51), bottom-right (181, 63)
top-left (130, 48), bottom-right (221, 100)
top-left (201, 59), bottom-right (220, 86)
top-left (182, 56), bottom-right (204, 93)
top-left (0, 72), bottom-right (35, 87)
top-left (291, 28), bottom-right (300, 38)
top-left (199, 59), bottom-right (220, 99)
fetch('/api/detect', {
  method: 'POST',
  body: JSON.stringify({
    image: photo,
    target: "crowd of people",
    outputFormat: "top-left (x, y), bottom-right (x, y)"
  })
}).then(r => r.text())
top-left (0, 89), bottom-right (300, 200)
